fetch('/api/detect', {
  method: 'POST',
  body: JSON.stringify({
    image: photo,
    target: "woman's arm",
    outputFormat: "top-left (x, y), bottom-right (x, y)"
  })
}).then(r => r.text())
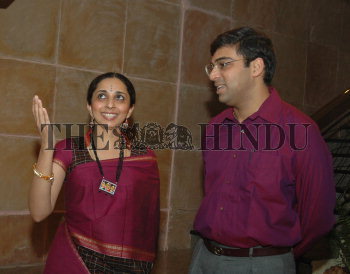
top-left (29, 95), bottom-right (66, 222)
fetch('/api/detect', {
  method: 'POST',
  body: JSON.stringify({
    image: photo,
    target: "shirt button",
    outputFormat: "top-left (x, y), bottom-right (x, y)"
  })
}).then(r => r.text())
top-left (240, 129), bottom-right (245, 134)
top-left (220, 207), bottom-right (224, 211)
top-left (233, 154), bottom-right (237, 158)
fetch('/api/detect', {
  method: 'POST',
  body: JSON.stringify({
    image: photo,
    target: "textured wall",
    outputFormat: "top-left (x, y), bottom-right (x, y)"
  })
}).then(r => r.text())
top-left (0, 0), bottom-right (349, 272)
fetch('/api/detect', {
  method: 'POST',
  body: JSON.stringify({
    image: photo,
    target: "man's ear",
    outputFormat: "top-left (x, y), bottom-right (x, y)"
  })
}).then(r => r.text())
top-left (251, 57), bottom-right (265, 78)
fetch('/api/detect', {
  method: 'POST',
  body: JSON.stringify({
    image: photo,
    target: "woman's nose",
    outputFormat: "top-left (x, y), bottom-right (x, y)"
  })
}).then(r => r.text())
top-left (106, 98), bottom-right (115, 108)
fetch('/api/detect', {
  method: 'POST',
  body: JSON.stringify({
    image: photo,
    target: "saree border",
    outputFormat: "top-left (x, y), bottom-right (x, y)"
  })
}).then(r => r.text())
top-left (64, 223), bottom-right (90, 273)
top-left (71, 230), bottom-right (155, 262)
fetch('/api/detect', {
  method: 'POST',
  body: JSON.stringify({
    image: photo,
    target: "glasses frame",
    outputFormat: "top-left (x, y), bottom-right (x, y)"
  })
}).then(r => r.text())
top-left (205, 58), bottom-right (245, 76)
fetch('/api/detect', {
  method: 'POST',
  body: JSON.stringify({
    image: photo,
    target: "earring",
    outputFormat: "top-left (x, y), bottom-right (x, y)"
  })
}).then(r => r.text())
top-left (121, 118), bottom-right (129, 130)
top-left (89, 116), bottom-right (95, 128)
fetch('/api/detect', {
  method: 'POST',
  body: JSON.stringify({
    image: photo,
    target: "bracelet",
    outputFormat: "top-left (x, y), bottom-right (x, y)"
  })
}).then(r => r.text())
top-left (33, 163), bottom-right (54, 184)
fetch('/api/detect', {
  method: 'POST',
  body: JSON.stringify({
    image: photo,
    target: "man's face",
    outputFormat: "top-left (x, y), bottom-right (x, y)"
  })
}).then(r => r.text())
top-left (208, 45), bottom-right (254, 107)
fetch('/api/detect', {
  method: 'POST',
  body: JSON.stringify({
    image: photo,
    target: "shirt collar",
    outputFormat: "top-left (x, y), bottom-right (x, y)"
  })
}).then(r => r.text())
top-left (217, 107), bottom-right (235, 122)
top-left (248, 87), bottom-right (283, 123)
top-left (218, 87), bottom-right (283, 124)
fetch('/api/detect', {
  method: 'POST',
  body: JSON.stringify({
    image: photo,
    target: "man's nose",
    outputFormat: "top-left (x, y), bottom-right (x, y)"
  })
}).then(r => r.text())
top-left (209, 66), bottom-right (220, 81)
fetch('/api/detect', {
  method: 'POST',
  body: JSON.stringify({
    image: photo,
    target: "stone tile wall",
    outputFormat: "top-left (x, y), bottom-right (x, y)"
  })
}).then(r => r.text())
top-left (0, 0), bottom-right (348, 272)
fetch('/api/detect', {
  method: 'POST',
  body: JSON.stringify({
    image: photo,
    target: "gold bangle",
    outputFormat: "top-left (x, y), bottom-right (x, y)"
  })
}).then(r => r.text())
top-left (33, 163), bottom-right (54, 184)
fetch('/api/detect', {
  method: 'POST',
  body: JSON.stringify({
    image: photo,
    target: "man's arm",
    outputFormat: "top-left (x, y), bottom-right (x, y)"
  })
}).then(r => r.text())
top-left (293, 123), bottom-right (336, 258)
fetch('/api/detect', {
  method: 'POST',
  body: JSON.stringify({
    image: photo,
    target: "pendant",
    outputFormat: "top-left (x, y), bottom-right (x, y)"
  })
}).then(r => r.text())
top-left (99, 178), bottom-right (117, 195)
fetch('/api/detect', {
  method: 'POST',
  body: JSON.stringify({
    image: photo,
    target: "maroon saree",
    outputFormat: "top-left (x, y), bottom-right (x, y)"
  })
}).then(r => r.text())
top-left (44, 138), bottom-right (160, 273)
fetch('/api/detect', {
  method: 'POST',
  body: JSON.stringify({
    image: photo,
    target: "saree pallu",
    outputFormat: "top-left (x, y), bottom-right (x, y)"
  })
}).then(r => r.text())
top-left (45, 222), bottom-right (90, 273)
top-left (44, 138), bottom-right (160, 273)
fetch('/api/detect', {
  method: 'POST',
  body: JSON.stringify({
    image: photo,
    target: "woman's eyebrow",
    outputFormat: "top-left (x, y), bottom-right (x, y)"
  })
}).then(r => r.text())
top-left (96, 89), bottom-right (126, 94)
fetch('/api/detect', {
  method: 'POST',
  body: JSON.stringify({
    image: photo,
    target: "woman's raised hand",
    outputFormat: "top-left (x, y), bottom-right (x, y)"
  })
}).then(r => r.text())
top-left (32, 95), bottom-right (55, 148)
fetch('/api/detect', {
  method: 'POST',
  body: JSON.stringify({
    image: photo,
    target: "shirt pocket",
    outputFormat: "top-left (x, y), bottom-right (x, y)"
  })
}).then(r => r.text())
top-left (247, 151), bottom-right (282, 197)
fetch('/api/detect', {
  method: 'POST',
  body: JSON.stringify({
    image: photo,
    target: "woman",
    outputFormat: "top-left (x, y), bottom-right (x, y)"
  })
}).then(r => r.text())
top-left (29, 72), bottom-right (160, 273)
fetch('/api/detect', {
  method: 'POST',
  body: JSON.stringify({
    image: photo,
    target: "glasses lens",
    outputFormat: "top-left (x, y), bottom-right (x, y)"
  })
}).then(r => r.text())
top-left (205, 64), bottom-right (213, 75)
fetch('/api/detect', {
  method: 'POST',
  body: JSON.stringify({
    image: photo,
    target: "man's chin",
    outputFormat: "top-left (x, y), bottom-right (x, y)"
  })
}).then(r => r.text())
top-left (218, 95), bottom-right (235, 107)
top-left (218, 94), bottom-right (227, 104)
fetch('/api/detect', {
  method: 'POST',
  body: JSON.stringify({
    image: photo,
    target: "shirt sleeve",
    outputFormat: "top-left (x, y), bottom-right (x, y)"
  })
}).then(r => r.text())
top-left (53, 139), bottom-right (73, 172)
top-left (293, 123), bottom-right (336, 258)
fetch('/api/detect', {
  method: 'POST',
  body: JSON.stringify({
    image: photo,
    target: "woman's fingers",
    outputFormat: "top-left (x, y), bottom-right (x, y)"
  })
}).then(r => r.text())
top-left (43, 107), bottom-right (51, 125)
top-left (32, 95), bottom-right (36, 118)
top-left (32, 95), bottom-right (51, 134)
top-left (36, 99), bottom-right (44, 131)
top-left (33, 96), bottom-right (41, 130)
top-left (37, 97), bottom-right (44, 124)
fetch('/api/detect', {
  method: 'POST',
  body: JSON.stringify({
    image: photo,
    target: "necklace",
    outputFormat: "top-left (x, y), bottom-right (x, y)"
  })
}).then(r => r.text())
top-left (90, 129), bottom-right (125, 195)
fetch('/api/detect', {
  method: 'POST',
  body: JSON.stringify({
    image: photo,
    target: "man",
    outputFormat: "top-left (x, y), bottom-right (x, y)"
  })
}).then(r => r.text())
top-left (189, 27), bottom-right (335, 274)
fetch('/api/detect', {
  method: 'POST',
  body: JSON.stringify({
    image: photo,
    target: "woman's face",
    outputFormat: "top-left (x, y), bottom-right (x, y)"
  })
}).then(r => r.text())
top-left (87, 77), bottom-right (134, 129)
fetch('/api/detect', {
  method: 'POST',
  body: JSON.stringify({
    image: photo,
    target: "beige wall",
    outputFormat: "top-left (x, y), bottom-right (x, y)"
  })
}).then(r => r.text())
top-left (0, 0), bottom-right (349, 272)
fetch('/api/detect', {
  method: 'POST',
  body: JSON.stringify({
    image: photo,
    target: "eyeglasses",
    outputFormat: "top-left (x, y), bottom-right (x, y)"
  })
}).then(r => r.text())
top-left (205, 58), bottom-right (244, 76)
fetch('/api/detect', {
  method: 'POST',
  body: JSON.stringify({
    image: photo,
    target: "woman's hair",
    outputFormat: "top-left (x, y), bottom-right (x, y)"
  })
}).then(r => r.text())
top-left (86, 72), bottom-right (136, 106)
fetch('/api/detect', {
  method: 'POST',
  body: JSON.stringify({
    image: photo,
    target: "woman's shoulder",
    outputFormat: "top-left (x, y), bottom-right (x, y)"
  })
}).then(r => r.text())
top-left (53, 139), bottom-right (75, 169)
top-left (130, 144), bottom-right (157, 159)
top-left (55, 137), bottom-right (85, 151)
top-left (55, 138), bottom-right (72, 150)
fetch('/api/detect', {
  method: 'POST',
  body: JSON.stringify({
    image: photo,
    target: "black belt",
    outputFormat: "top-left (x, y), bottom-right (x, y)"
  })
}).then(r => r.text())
top-left (203, 238), bottom-right (291, 257)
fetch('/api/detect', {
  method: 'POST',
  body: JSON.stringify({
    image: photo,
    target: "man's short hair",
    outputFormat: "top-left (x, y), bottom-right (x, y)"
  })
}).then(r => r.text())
top-left (210, 26), bottom-right (276, 85)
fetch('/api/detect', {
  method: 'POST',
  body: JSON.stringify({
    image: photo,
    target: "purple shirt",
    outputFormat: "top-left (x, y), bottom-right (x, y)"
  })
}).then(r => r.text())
top-left (194, 87), bottom-right (335, 257)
